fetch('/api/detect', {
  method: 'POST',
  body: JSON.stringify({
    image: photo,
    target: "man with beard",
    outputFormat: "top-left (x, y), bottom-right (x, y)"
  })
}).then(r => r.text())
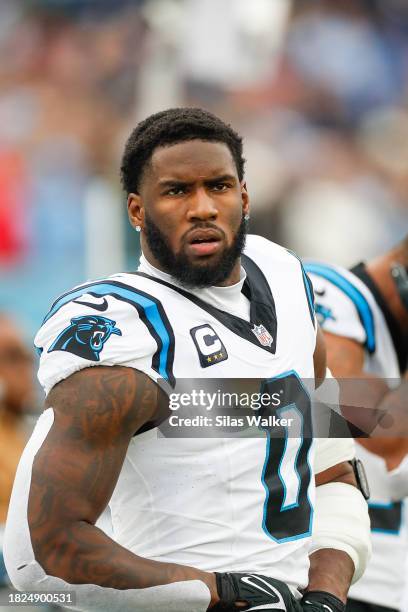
top-left (4, 108), bottom-right (370, 612)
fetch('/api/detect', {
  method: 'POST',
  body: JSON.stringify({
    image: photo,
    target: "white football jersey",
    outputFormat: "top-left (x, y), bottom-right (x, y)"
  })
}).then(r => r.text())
top-left (5, 237), bottom-right (354, 598)
top-left (305, 260), bottom-right (407, 610)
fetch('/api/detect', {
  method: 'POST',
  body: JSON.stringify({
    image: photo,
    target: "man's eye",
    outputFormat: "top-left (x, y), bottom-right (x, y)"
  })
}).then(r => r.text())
top-left (212, 183), bottom-right (229, 192)
top-left (166, 187), bottom-right (186, 196)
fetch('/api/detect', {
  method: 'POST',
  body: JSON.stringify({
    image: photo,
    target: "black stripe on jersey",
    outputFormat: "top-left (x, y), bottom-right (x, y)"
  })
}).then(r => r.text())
top-left (369, 501), bottom-right (403, 535)
top-left (303, 273), bottom-right (316, 326)
top-left (286, 250), bottom-right (316, 328)
top-left (111, 293), bottom-right (176, 389)
top-left (351, 262), bottom-right (407, 374)
top-left (43, 280), bottom-right (176, 387)
top-left (132, 254), bottom-right (278, 354)
top-left (241, 253), bottom-right (278, 344)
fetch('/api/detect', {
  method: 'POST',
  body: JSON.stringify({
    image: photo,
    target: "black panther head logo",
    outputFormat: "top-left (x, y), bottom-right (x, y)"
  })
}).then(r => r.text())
top-left (48, 315), bottom-right (122, 361)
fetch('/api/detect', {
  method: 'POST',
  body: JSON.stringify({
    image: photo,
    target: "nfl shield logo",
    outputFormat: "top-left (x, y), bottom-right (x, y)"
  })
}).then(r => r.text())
top-left (251, 324), bottom-right (273, 347)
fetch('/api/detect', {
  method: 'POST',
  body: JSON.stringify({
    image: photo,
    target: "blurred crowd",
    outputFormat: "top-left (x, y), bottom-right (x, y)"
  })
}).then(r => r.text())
top-left (0, 0), bottom-right (407, 332)
top-left (0, 313), bottom-right (35, 601)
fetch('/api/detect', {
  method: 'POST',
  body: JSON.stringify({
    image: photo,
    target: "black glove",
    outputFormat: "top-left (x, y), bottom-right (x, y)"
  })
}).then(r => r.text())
top-left (301, 591), bottom-right (345, 612)
top-left (212, 572), bottom-right (302, 611)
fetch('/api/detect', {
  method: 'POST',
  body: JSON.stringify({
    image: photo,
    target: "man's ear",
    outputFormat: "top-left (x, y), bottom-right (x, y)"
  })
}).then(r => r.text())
top-left (127, 193), bottom-right (144, 231)
top-left (241, 181), bottom-right (250, 217)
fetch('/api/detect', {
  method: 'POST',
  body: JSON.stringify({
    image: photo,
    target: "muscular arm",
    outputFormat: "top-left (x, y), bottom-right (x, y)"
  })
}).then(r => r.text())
top-left (324, 332), bottom-right (408, 466)
top-left (28, 366), bottom-right (218, 603)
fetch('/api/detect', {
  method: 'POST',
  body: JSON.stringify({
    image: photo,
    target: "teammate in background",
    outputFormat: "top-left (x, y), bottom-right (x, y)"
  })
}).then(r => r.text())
top-left (0, 315), bottom-right (35, 586)
top-left (4, 108), bottom-right (370, 612)
top-left (305, 238), bottom-right (408, 612)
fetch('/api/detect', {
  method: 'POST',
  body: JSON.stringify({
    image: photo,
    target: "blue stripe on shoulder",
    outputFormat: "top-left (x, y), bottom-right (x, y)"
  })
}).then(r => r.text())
top-left (304, 263), bottom-right (376, 353)
top-left (286, 250), bottom-right (315, 327)
top-left (43, 280), bottom-right (175, 384)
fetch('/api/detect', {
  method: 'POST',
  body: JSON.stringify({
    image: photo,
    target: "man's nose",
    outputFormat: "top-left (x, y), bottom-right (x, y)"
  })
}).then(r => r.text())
top-left (186, 187), bottom-right (218, 222)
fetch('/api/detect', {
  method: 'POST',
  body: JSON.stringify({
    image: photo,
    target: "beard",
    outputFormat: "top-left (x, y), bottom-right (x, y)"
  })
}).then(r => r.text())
top-left (144, 213), bottom-right (247, 288)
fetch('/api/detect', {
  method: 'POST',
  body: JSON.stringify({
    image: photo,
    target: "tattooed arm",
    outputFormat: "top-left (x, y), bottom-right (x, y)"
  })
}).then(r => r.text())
top-left (27, 366), bottom-right (219, 606)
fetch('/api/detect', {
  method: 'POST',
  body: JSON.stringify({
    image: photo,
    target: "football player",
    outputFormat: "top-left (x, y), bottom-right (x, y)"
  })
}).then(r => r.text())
top-left (306, 239), bottom-right (408, 612)
top-left (4, 108), bottom-right (371, 611)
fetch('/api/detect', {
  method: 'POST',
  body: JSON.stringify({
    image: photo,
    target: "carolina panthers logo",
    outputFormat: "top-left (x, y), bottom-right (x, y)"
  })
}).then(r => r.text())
top-left (315, 302), bottom-right (336, 326)
top-left (48, 315), bottom-right (122, 361)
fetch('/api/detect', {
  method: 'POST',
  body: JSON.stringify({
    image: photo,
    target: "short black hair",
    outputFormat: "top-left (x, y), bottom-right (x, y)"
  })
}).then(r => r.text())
top-left (120, 107), bottom-right (245, 194)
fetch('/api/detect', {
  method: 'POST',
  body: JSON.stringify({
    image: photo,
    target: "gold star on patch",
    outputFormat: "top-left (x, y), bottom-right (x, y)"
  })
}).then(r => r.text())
top-left (218, 353), bottom-right (223, 359)
top-left (207, 356), bottom-right (212, 363)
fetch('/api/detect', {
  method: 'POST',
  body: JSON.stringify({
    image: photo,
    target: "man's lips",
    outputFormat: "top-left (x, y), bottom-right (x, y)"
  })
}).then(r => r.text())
top-left (185, 228), bottom-right (224, 257)
top-left (188, 241), bottom-right (221, 256)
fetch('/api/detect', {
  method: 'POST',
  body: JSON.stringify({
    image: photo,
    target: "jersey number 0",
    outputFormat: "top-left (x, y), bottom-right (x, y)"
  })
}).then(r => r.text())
top-left (260, 372), bottom-right (313, 543)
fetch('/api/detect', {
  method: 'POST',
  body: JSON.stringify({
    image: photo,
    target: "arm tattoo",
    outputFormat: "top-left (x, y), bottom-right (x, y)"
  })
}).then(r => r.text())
top-left (28, 366), bottom-right (210, 590)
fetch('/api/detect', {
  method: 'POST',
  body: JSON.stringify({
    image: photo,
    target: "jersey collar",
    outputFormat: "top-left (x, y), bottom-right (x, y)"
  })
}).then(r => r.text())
top-left (133, 254), bottom-right (277, 354)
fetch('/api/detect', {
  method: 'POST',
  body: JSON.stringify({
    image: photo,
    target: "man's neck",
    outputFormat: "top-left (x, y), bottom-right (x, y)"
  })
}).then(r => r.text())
top-left (138, 252), bottom-right (250, 321)
top-left (139, 252), bottom-right (243, 288)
